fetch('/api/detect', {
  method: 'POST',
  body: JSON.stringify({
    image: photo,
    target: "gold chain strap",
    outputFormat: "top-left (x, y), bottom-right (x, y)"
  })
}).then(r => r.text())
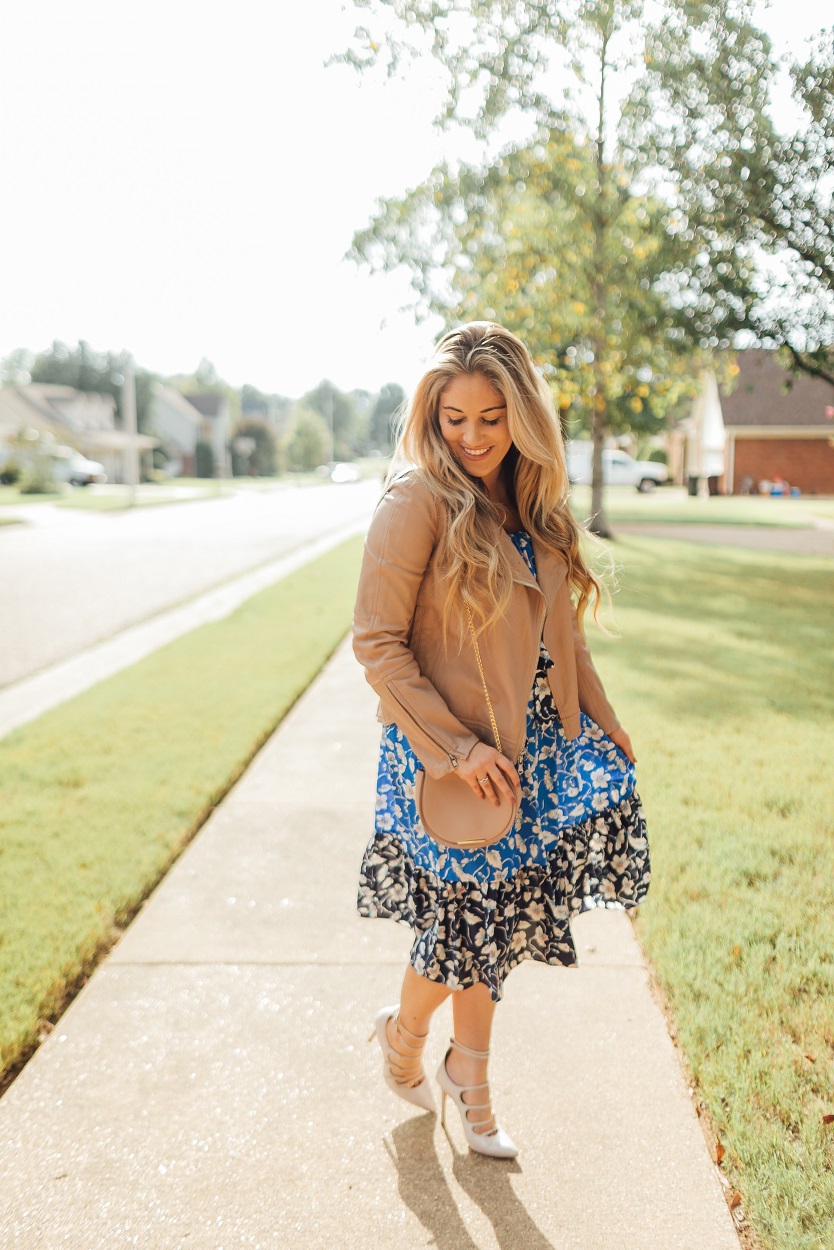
top-left (464, 603), bottom-right (502, 755)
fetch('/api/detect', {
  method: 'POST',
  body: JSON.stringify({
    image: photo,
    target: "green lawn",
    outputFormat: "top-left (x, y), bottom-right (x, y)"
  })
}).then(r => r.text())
top-left (592, 534), bottom-right (834, 1250)
top-left (569, 484), bottom-right (827, 528)
top-left (1, 524), bottom-right (832, 1247)
top-left (0, 536), bottom-right (364, 1089)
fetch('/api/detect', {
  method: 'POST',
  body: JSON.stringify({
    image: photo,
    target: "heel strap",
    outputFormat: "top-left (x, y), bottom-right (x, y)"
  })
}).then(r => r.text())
top-left (393, 1016), bottom-right (429, 1048)
top-left (449, 1036), bottom-right (490, 1060)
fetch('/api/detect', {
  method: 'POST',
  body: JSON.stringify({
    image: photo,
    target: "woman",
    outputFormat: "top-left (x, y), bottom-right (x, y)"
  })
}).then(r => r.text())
top-left (353, 322), bottom-right (650, 1159)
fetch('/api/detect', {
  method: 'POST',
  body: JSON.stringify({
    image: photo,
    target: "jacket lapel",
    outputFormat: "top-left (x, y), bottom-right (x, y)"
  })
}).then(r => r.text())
top-left (498, 529), bottom-right (541, 592)
top-left (530, 536), bottom-right (569, 604)
top-left (497, 529), bottom-right (569, 603)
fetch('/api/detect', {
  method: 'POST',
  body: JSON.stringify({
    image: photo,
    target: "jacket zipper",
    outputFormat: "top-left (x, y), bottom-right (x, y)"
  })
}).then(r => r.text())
top-left (385, 684), bottom-right (462, 769)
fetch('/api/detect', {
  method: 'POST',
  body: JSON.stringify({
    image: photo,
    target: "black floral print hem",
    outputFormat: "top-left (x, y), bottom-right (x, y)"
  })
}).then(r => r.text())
top-left (356, 791), bottom-right (650, 1004)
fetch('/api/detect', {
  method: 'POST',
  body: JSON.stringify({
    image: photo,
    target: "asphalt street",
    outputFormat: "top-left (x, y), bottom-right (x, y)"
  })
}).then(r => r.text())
top-left (0, 480), bottom-right (381, 689)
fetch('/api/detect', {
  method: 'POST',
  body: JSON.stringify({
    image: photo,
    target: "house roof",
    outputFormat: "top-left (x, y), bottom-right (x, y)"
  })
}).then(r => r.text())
top-left (150, 386), bottom-right (202, 427)
top-left (185, 392), bottom-right (226, 418)
top-left (0, 384), bottom-right (116, 440)
top-left (721, 350), bottom-right (834, 428)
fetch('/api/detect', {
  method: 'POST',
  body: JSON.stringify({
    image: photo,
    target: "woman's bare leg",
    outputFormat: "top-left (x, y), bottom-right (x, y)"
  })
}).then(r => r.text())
top-left (384, 963), bottom-right (452, 1086)
top-left (446, 982), bottom-right (496, 1133)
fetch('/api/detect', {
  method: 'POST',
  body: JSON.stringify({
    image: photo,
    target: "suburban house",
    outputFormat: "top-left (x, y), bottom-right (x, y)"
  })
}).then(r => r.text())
top-left (0, 384), bottom-right (158, 482)
top-left (674, 349), bottom-right (834, 494)
top-left (148, 387), bottom-right (231, 477)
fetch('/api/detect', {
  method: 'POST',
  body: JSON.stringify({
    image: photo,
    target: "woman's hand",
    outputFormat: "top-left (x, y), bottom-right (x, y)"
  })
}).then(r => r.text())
top-left (457, 742), bottom-right (521, 807)
top-left (606, 725), bottom-right (637, 764)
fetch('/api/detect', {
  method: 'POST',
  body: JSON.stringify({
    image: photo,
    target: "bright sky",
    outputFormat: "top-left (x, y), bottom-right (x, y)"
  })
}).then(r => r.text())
top-left (0, 0), bottom-right (826, 399)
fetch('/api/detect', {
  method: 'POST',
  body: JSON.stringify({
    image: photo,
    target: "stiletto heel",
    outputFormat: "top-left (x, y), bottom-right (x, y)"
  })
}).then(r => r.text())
top-left (368, 1005), bottom-right (436, 1113)
top-left (436, 1036), bottom-right (518, 1158)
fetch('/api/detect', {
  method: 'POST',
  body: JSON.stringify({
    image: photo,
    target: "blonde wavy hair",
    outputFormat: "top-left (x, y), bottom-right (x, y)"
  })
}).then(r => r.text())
top-left (386, 321), bottom-right (612, 645)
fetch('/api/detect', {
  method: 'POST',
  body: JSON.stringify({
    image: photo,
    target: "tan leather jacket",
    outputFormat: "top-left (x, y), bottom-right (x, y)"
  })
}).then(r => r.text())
top-left (352, 471), bottom-right (622, 780)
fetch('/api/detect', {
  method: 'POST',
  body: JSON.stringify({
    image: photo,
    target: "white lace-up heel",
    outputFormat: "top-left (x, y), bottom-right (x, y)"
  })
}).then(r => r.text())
top-left (436, 1036), bottom-right (518, 1158)
top-left (367, 1005), bottom-right (436, 1113)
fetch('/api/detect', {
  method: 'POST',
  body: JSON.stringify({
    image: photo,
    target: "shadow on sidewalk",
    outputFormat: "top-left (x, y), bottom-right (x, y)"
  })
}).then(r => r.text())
top-left (385, 1116), bottom-right (556, 1250)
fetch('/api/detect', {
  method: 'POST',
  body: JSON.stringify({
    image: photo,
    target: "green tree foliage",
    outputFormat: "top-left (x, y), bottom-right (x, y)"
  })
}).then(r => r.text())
top-left (0, 348), bottom-right (35, 387)
top-left (301, 380), bottom-right (361, 461)
top-left (369, 382), bottom-right (406, 450)
top-left (343, 2), bottom-right (719, 532)
top-left (10, 340), bottom-right (160, 432)
top-left (284, 408), bottom-right (329, 471)
top-left (341, 0), bottom-right (833, 522)
top-left (624, 1), bottom-right (834, 384)
top-left (230, 417), bottom-right (281, 476)
top-left (194, 439), bottom-right (215, 479)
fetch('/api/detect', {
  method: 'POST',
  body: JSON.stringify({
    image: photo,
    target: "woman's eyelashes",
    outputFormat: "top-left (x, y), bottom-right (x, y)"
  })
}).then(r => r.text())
top-left (445, 416), bottom-right (502, 427)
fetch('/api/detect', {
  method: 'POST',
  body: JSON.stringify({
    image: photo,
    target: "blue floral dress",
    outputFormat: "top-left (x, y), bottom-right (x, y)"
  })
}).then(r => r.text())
top-left (356, 531), bottom-right (651, 1002)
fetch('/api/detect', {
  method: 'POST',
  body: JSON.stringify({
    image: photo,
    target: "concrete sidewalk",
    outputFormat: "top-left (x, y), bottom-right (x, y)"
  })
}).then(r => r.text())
top-left (0, 640), bottom-right (742, 1249)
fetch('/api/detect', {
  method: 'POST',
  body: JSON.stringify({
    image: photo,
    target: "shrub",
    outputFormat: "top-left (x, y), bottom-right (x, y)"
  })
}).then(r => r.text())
top-left (19, 461), bottom-right (58, 494)
top-left (195, 439), bottom-right (215, 478)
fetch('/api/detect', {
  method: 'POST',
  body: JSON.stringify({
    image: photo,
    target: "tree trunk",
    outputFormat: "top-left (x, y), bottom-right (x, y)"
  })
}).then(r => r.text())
top-left (586, 19), bottom-right (613, 541)
top-left (588, 399), bottom-right (610, 538)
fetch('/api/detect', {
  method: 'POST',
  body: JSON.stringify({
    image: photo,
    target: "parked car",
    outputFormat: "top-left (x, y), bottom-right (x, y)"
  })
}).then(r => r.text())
top-left (52, 450), bottom-right (108, 487)
top-left (330, 462), bottom-right (361, 483)
top-left (566, 442), bottom-right (667, 492)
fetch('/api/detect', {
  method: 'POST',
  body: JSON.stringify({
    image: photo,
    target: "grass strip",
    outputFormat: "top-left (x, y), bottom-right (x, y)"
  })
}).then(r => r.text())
top-left (593, 535), bottom-right (834, 1250)
top-left (0, 535), bottom-right (363, 1086)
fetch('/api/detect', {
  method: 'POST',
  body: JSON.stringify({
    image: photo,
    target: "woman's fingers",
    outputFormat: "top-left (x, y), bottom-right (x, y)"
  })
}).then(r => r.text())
top-left (461, 746), bottom-right (520, 805)
top-left (478, 760), bottom-right (518, 807)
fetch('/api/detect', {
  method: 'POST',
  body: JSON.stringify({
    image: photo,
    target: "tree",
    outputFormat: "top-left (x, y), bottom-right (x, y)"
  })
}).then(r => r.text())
top-left (230, 416), bottom-right (281, 476)
top-left (340, 2), bottom-right (715, 532)
top-left (341, 0), bottom-right (834, 520)
top-left (623, 1), bottom-right (834, 384)
top-left (284, 408), bottom-right (329, 471)
top-left (301, 380), bottom-right (362, 462)
top-left (370, 382), bottom-right (407, 450)
top-left (0, 348), bottom-right (35, 387)
top-left (195, 439), bottom-right (215, 478)
top-left (344, 2), bottom-right (726, 532)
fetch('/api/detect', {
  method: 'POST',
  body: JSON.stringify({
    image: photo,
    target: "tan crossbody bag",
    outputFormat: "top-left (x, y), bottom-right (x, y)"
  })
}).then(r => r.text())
top-left (414, 605), bottom-right (521, 850)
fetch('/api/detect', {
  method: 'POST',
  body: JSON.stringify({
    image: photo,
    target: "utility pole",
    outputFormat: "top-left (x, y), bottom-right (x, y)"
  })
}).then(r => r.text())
top-left (122, 363), bottom-right (139, 506)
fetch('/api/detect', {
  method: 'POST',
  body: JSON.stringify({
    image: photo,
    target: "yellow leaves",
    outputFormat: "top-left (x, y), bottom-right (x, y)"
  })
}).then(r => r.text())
top-left (636, 383), bottom-right (650, 397)
top-left (629, 396), bottom-right (644, 412)
top-left (572, 300), bottom-right (586, 315)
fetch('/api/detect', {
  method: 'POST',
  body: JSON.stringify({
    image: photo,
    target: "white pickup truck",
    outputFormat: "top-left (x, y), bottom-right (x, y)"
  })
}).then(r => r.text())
top-left (566, 442), bottom-right (668, 492)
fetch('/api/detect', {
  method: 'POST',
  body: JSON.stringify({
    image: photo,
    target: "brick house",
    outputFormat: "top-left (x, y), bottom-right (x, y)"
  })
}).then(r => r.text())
top-left (721, 350), bottom-right (834, 494)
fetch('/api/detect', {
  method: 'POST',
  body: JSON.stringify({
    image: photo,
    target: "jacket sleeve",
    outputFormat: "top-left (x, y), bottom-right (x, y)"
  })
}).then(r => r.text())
top-left (571, 604), bottom-right (622, 738)
top-left (353, 474), bottom-right (480, 779)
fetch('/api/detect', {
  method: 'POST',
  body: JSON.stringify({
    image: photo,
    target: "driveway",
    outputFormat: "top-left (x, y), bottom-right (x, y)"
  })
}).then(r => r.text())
top-left (612, 521), bottom-right (834, 557)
